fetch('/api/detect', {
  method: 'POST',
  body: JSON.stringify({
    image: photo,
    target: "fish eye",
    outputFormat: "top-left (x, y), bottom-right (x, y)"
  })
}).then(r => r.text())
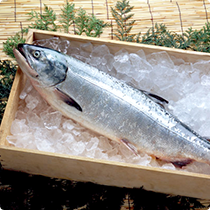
top-left (33, 50), bottom-right (41, 58)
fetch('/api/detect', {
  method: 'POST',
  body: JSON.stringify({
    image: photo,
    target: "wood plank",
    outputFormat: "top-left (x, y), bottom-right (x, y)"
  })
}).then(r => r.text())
top-left (0, 69), bottom-right (26, 146)
top-left (1, 145), bottom-right (210, 200)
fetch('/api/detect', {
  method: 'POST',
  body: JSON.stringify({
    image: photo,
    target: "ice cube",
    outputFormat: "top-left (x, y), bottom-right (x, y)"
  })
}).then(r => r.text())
top-left (99, 65), bottom-right (109, 73)
top-left (201, 75), bottom-right (210, 86)
top-left (62, 132), bottom-right (75, 143)
top-left (101, 56), bottom-right (107, 65)
top-left (109, 154), bottom-right (123, 162)
top-left (15, 110), bottom-right (27, 120)
top-left (129, 53), bottom-right (152, 71)
top-left (40, 110), bottom-right (62, 129)
top-left (193, 60), bottom-right (210, 74)
top-left (190, 70), bottom-right (200, 83)
top-left (72, 129), bottom-right (81, 137)
top-left (33, 37), bottom-right (60, 49)
top-left (149, 158), bottom-right (161, 168)
top-left (116, 72), bottom-right (133, 84)
top-left (89, 56), bottom-right (102, 67)
top-left (107, 147), bottom-right (119, 157)
top-left (136, 49), bottom-right (146, 60)
top-left (84, 149), bottom-right (96, 158)
top-left (129, 53), bottom-right (141, 67)
top-left (91, 45), bottom-right (110, 58)
top-left (133, 154), bottom-right (152, 166)
top-left (113, 61), bottom-right (131, 75)
top-left (36, 139), bottom-right (55, 153)
top-left (133, 69), bottom-right (150, 83)
top-left (80, 42), bottom-right (93, 54)
top-left (103, 54), bottom-right (114, 71)
top-left (58, 40), bottom-right (70, 54)
top-left (50, 38), bottom-right (60, 51)
top-left (67, 46), bottom-right (80, 56)
top-left (113, 50), bottom-right (134, 75)
top-left (114, 49), bottom-right (129, 63)
top-left (19, 79), bottom-right (33, 99)
top-left (178, 62), bottom-right (193, 73)
top-left (10, 119), bottom-right (29, 135)
top-left (171, 56), bottom-right (185, 65)
top-left (25, 95), bottom-right (39, 110)
top-left (161, 163), bottom-right (176, 170)
top-left (62, 120), bottom-right (74, 131)
top-left (48, 129), bottom-right (63, 142)
top-left (79, 51), bottom-right (90, 60)
top-left (95, 149), bottom-right (109, 160)
top-left (72, 141), bottom-right (86, 155)
top-left (147, 51), bottom-right (174, 69)
top-left (86, 137), bottom-right (99, 151)
top-left (26, 112), bottom-right (43, 128)
top-left (199, 121), bottom-right (210, 137)
top-left (6, 135), bottom-right (18, 146)
top-left (16, 134), bottom-right (35, 149)
top-left (73, 54), bottom-right (89, 63)
top-left (62, 133), bottom-right (76, 154)
top-left (55, 142), bottom-right (65, 154)
top-left (118, 143), bottom-right (136, 159)
top-left (98, 136), bottom-right (113, 151)
top-left (33, 96), bottom-right (48, 114)
top-left (34, 128), bottom-right (50, 141)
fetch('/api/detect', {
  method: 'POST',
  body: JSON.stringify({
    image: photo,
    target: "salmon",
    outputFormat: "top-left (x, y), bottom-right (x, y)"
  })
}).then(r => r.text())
top-left (13, 44), bottom-right (210, 167)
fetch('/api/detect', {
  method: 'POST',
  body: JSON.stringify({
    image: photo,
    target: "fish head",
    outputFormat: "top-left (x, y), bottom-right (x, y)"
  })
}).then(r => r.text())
top-left (14, 44), bottom-right (68, 86)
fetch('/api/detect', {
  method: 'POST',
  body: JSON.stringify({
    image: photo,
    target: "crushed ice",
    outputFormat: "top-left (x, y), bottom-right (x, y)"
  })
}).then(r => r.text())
top-left (7, 37), bottom-right (210, 175)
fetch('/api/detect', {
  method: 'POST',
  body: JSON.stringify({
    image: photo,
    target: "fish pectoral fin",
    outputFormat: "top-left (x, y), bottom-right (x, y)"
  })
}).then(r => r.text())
top-left (121, 139), bottom-right (139, 156)
top-left (54, 87), bottom-right (82, 112)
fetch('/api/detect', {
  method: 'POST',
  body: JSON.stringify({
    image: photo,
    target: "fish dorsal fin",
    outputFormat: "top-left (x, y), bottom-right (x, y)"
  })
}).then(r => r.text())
top-left (127, 82), bottom-right (168, 107)
top-left (54, 87), bottom-right (82, 112)
top-left (203, 137), bottom-right (210, 142)
top-left (141, 90), bottom-right (169, 108)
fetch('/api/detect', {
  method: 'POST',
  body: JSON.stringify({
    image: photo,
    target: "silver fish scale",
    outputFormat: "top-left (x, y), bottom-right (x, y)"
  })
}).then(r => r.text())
top-left (56, 55), bottom-right (210, 162)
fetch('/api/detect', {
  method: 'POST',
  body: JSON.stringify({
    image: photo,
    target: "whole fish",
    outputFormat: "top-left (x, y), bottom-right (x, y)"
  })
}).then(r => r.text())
top-left (13, 43), bottom-right (210, 167)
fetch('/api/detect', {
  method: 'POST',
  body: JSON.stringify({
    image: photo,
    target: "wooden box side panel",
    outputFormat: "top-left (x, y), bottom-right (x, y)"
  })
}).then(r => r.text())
top-left (0, 69), bottom-right (26, 146)
top-left (1, 146), bottom-right (210, 200)
top-left (0, 29), bottom-right (34, 146)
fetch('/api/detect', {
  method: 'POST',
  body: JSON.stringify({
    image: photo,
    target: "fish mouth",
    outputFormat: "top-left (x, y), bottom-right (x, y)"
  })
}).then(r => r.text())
top-left (13, 44), bottom-right (39, 78)
top-left (17, 43), bottom-right (26, 58)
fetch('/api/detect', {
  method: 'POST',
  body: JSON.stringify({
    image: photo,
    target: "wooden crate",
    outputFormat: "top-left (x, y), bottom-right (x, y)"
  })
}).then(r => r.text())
top-left (1, 29), bottom-right (210, 200)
